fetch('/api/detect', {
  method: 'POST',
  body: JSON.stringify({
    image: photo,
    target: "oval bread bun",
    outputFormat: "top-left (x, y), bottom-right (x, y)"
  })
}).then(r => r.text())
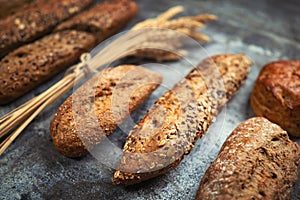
top-left (251, 60), bottom-right (300, 137)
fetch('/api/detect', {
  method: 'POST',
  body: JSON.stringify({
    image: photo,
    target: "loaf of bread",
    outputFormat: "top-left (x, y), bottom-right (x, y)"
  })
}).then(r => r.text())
top-left (0, 0), bottom-right (92, 57)
top-left (251, 60), bottom-right (300, 137)
top-left (50, 65), bottom-right (162, 157)
top-left (55, 0), bottom-right (138, 42)
top-left (0, 30), bottom-right (96, 104)
top-left (112, 54), bottom-right (253, 185)
top-left (196, 117), bottom-right (300, 200)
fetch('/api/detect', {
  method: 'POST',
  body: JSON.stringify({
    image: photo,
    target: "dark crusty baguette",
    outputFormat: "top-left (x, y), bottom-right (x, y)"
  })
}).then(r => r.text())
top-left (0, 30), bottom-right (96, 104)
top-left (55, 0), bottom-right (138, 42)
top-left (196, 117), bottom-right (300, 200)
top-left (251, 60), bottom-right (300, 137)
top-left (50, 65), bottom-right (162, 158)
top-left (112, 54), bottom-right (253, 185)
top-left (0, 0), bottom-right (92, 57)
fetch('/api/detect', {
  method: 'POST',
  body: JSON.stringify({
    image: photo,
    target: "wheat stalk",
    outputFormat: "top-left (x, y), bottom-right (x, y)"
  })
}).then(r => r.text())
top-left (0, 6), bottom-right (217, 155)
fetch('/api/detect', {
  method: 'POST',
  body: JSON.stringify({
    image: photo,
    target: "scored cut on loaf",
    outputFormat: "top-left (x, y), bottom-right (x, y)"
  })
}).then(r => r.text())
top-left (0, 30), bottom-right (96, 105)
top-left (50, 65), bottom-right (163, 158)
top-left (0, 0), bottom-right (92, 58)
top-left (112, 54), bottom-right (253, 185)
top-left (251, 60), bottom-right (300, 137)
top-left (196, 117), bottom-right (300, 200)
top-left (55, 0), bottom-right (138, 42)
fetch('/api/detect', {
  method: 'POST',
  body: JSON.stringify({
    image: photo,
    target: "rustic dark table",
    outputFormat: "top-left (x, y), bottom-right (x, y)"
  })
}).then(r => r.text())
top-left (1, 0), bottom-right (300, 199)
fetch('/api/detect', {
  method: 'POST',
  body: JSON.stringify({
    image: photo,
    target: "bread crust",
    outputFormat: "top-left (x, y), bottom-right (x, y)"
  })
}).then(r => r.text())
top-left (112, 54), bottom-right (253, 185)
top-left (251, 60), bottom-right (300, 137)
top-left (0, 0), bottom-right (92, 57)
top-left (55, 0), bottom-right (138, 42)
top-left (50, 65), bottom-right (162, 157)
top-left (196, 117), bottom-right (300, 200)
top-left (0, 30), bottom-right (96, 104)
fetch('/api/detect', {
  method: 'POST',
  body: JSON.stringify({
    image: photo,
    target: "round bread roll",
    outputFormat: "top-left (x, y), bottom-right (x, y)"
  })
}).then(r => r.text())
top-left (251, 60), bottom-right (300, 137)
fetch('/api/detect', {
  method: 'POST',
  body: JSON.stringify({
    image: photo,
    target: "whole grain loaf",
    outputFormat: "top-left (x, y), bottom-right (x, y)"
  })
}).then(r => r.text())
top-left (196, 117), bottom-right (300, 200)
top-left (251, 60), bottom-right (300, 137)
top-left (112, 54), bottom-right (253, 185)
top-left (0, 0), bottom-right (92, 57)
top-left (55, 0), bottom-right (138, 42)
top-left (0, 30), bottom-right (96, 104)
top-left (50, 65), bottom-right (162, 157)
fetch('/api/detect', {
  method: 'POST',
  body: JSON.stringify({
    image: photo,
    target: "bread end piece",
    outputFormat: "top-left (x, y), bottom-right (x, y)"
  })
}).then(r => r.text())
top-left (196, 117), bottom-right (300, 200)
top-left (251, 60), bottom-right (300, 137)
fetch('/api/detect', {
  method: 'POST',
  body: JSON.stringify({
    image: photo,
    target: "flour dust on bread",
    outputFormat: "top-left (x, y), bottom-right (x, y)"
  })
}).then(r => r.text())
top-left (196, 117), bottom-right (300, 200)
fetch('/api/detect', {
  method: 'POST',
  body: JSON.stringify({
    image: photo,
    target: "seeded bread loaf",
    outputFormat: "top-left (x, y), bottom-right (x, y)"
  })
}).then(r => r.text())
top-left (112, 54), bottom-right (253, 185)
top-left (196, 117), bottom-right (300, 200)
top-left (0, 30), bottom-right (96, 104)
top-left (251, 60), bottom-right (300, 137)
top-left (55, 0), bottom-right (138, 42)
top-left (50, 65), bottom-right (162, 157)
top-left (0, 0), bottom-right (92, 57)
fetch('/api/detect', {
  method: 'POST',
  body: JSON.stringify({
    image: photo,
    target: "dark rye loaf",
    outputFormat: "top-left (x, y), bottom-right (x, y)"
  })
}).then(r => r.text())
top-left (50, 65), bottom-right (162, 157)
top-left (55, 0), bottom-right (138, 42)
top-left (0, 0), bottom-right (92, 57)
top-left (56, 0), bottom-right (137, 42)
top-left (0, 30), bottom-right (96, 104)
top-left (196, 117), bottom-right (300, 200)
top-left (112, 54), bottom-right (253, 185)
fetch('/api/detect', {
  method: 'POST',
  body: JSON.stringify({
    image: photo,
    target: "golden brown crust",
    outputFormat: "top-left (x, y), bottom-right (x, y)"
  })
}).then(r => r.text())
top-left (0, 30), bottom-right (96, 105)
top-left (196, 117), bottom-right (300, 200)
top-left (55, 0), bottom-right (138, 42)
top-left (50, 65), bottom-right (162, 157)
top-left (251, 60), bottom-right (300, 137)
top-left (0, 0), bottom-right (92, 57)
top-left (112, 54), bottom-right (253, 185)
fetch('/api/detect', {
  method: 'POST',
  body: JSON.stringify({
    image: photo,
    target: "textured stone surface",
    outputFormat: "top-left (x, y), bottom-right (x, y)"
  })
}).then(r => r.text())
top-left (1, 0), bottom-right (300, 199)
